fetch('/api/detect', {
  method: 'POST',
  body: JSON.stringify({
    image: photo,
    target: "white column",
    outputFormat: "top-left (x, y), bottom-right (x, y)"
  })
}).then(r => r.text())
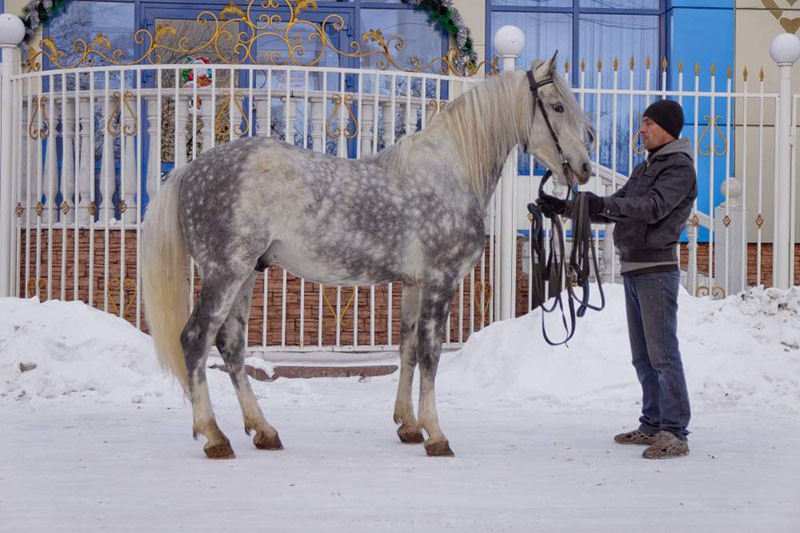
top-left (494, 25), bottom-right (525, 320)
top-left (144, 96), bottom-right (160, 203)
top-left (255, 97), bottom-right (270, 137)
top-left (360, 100), bottom-right (374, 156)
top-left (769, 33), bottom-right (800, 289)
top-left (0, 14), bottom-right (25, 297)
top-left (76, 98), bottom-right (93, 224)
top-left (714, 178), bottom-right (745, 296)
top-left (310, 96), bottom-right (325, 153)
top-left (175, 95), bottom-right (189, 168)
top-left (60, 98), bottom-right (76, 224)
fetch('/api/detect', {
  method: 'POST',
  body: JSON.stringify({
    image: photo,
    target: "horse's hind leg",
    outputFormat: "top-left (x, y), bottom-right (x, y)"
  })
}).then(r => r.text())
top-left (394, 282), bottom-right (424, 444)
top-left (215, 271), bottom-right (283, 451)
top-left (182, 270), bottom-right (249, 459)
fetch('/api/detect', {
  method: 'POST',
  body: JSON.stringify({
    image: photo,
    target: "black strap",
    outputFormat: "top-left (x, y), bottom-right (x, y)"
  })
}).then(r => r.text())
top-left (526, 69), bottom-right (572, 184)
top-left (527, 171), bottom-right (606, 346)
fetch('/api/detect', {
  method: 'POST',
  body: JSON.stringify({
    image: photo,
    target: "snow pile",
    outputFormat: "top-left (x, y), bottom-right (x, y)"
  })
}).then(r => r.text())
top-left (1, 284), bottom-right (799, 411)
top-left (0, 297), bottom-right (172, 403)
top-left (440, 284), bottom-right (800, 411)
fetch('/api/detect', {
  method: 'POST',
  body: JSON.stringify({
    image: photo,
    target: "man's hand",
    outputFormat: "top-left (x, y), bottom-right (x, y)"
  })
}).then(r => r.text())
top-left (581, 192), bottom-right (605, 217)
top-left (535, 193), bottom-right (567, 218)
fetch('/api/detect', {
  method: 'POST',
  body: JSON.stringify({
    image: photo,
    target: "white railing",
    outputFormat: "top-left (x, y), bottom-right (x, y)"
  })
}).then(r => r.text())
top-left (3, 60), bottom-right (488, 352)
top-left (3, 29), bottom-right (800, 354)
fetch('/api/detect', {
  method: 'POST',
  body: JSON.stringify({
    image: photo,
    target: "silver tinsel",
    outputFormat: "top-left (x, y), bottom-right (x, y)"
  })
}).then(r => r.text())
top-left (401, 0), bottom-right (477, 72)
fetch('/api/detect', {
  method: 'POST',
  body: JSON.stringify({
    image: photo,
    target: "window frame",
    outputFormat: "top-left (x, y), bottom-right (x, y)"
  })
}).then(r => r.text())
top-left (485, 0), bottom-right (666, 85)
top-left (43, 0), bottom-right (451, 71)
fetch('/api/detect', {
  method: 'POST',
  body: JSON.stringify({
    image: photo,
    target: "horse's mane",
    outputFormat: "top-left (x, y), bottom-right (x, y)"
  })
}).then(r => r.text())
top-left (376, 62), bottom-right (585, 206)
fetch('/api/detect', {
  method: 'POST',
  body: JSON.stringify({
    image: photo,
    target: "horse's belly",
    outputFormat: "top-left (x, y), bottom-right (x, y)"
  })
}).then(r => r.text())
top-left (267, 243), bottom-right (404, 287)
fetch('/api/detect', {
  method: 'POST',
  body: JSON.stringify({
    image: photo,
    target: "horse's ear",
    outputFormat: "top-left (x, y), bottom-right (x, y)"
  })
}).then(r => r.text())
top-left (549, 51), bottom-right (558, 74)
top-left (533, 51), bottom-right (559, 77)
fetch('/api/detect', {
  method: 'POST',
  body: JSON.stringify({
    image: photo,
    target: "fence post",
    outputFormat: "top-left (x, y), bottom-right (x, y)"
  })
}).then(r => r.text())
top-left (494, 25), bottom-right (524, 321)
top-left (769, 33), bottom-right (800, 289)
top-left (714, 178), bottom-right (745, 296)
top-left (0, 14), bottom-right (26, 298)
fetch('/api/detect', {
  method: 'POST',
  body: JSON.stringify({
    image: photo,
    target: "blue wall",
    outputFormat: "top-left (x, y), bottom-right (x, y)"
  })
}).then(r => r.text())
top-left (666, 0), bottom-right (735, 240)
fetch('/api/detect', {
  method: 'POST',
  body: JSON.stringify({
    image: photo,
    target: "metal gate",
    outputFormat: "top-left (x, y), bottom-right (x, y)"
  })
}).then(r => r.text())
top-left (2, 7), bottom-right (800, 355)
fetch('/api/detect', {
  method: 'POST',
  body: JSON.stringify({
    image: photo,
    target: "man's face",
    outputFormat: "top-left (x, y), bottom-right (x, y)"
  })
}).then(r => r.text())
top-left (639, 116), bottom-right (676, 150)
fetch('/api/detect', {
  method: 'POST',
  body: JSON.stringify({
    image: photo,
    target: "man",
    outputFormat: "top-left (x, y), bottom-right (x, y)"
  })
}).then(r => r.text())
top-left (537, 99), bottom-right (696, 459)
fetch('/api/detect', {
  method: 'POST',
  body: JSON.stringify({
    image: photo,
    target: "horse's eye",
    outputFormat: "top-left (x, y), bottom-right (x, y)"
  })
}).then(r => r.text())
top-left (553, 103), bottom-right (565, 113)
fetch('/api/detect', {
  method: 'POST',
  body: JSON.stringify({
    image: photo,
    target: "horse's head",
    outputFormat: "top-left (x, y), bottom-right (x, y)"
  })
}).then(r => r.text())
top-left (522, 53), bottom-right (593, 187)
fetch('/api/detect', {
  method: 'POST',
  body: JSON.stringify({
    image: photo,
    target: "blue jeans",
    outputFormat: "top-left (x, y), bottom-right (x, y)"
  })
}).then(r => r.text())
top-left (623, 270), bottom-right (691, 440)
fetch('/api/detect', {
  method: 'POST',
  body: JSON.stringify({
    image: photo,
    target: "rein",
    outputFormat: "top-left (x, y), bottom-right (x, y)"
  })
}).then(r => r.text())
top-left (524, 69), bottom-right (605, 346)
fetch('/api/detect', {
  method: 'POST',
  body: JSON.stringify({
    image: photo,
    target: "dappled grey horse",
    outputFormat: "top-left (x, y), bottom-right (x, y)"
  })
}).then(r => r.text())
top-left (142, 54), bottom-right (592, 459)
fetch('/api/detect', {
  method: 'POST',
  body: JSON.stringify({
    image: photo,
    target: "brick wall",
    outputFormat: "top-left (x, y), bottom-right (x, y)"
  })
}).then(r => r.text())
top-left (18, 230), bottom-right (504, 346)
top-left (18, 230), bottom-right (799, 346)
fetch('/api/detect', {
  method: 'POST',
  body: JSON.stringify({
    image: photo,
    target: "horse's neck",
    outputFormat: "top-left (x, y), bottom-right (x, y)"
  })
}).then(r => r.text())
top-left (431, 72), bottom-right (527, 209)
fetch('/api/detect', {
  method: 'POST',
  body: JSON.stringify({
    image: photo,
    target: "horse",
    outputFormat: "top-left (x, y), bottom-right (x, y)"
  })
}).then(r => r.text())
top-left (141, 53), bottom-right (592, 459)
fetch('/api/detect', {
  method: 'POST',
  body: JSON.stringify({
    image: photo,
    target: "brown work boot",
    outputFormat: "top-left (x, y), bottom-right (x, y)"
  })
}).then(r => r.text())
top-left (642, 431), bottom-right (690, 459)
top-left (614, 429), bottom-right (659, 445)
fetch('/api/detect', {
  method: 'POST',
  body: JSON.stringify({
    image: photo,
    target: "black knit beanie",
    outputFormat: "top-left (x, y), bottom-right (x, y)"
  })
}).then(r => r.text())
top-left (643, 100), bottom-right (684, 139)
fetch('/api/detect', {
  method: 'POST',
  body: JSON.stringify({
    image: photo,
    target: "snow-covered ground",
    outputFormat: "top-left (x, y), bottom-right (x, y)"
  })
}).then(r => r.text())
top-left (1, 284), bottom-right (799, 531)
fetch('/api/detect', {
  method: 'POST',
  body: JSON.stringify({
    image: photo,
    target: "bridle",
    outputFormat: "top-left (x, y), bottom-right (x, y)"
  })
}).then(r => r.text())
top-left (526, 69), bottom-right (573, 187)
top-left (524, 68), bottom-right (605, 346)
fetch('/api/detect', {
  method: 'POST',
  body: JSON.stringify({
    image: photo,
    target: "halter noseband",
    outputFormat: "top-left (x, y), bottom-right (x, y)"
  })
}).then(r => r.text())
top-left (526, 69), bottom-right (573, 188)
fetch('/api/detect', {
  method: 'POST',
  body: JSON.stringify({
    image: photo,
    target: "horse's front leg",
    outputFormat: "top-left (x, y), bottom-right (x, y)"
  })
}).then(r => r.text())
top-left (417, 281), bottom-right (456, 457)
top-left (394, 282), bottom-right (424, 444)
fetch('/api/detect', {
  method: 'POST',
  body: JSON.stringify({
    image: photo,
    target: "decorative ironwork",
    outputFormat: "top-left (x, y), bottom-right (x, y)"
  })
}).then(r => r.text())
top-left (214, 91), bottom-right (250, 139)
top-left (88, 201), bottom-right (97, 216)
top-left (35, 201), bottom-right (44, 217)
top-left (24, 0), bottom-right (492, 77)
top-left (107, 277), bottom-right (138, 320)
top-left (722, 215), bottom-right (731, 227)
top-left (697, 114), bottom-right (728, 157)
top-left (119, 200), bottom-right (128, 214)
top-left (690, 213), bottom-right (700, 227)
top-left (696, 285), bottom-right (726, 300)
top-left (60, 201), bottom-right (70, 215)
top-left (427, 98), bottom-right (447, 116)
top-left (756, 213), bottom-right (765, 229)
top-left (28, 96), bottom-right (50, 140)
top-left (474, 281), bottom-right (492, 324)
top-left (15, 203), bottom-right (23, 218)
top-left (26, 278), bottom-right (47, 299)
top-left (107, 92), bottom-right (138, 137)
top-left (326, 94), bottom-right (358, 140)
top-left (322, 286), bottom-right (356, 328)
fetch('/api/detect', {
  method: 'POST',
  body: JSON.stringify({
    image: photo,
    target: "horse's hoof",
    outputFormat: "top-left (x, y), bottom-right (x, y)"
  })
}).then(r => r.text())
top-left (204, 441), bottom-right (236, 460)
top-left (254, 431), bottom-right (284, 450)
top-left (397, 425), bottom-right (425, 444)
top-left (424, 439), bottom-right (455, 457)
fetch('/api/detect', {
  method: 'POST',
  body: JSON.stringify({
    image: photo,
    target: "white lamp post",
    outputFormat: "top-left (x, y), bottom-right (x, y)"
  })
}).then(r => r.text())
top-left (769, 32), bottom-right (800, 289)
top-left (0, 14), bottom-right (26, 297)
top-left (493, 25), bottom-right (525, 321)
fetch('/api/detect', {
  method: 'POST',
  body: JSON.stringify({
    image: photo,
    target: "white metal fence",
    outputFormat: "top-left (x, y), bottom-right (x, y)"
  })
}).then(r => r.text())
top-left (2, 33), bottom-right (800, 354)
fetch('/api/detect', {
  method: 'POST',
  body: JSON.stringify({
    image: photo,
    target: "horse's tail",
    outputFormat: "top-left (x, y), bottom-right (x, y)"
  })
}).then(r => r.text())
top-left (142, 171), bottom-right (191, 394)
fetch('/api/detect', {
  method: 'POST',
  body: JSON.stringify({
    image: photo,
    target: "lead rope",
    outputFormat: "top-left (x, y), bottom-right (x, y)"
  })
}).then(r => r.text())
top-left (527, 171), bottom-right (605, 346)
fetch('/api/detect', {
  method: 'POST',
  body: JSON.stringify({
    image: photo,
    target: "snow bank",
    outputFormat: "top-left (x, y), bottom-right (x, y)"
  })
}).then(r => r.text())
top-left (440, 284), bottom-right (800, 411)
top-left (0, 297), bottom-right (172, 403)
top-left (2, 284), bottom-right (799, 411)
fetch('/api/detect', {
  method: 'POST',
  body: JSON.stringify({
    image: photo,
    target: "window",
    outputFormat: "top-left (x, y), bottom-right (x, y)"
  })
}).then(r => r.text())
top-left (45, 1), bottom-right (448, 72)
top-left (488, 0), bottom-right (662, 88)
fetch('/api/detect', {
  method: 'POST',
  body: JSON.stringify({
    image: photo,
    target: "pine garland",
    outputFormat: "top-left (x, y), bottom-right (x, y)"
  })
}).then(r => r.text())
top-left (401, 0), bottom-right (477, 71)
top-left (18, 0), bottom-right (478, 70)
top-left (20, 0), bottom-right (68, 43)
